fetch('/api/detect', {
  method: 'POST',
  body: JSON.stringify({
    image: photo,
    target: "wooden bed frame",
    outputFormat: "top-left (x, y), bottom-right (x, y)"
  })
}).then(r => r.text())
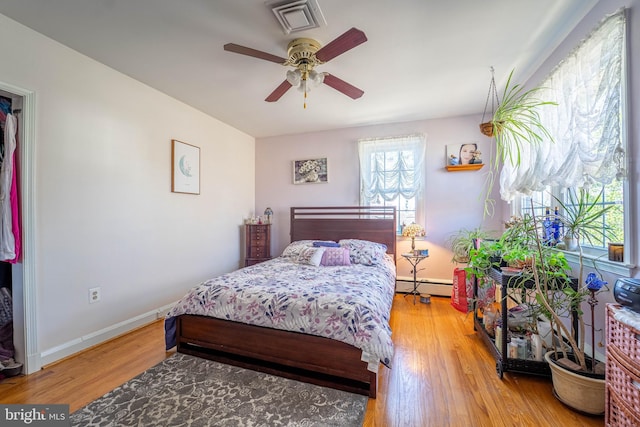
top-left (176, 206), bottom-right (396, 398)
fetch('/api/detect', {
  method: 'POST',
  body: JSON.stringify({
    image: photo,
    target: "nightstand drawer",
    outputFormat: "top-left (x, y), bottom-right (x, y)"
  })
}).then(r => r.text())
top-left (244, 223), bottom-right (271, 266)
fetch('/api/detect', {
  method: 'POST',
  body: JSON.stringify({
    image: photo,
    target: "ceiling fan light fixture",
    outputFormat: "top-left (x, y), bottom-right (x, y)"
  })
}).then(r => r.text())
top-left (286, 69), bottom-right (302, 86)
top-left (224, 27), bottom-right (366, 105)
top-left (308, 69), bottom-right (325, 86)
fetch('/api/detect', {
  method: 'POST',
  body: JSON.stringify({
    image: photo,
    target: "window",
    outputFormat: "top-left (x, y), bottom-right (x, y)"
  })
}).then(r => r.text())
top-left (358, 134), bottom-right (426, 233)
top-left (517, 181), bottom-right (624, 251)
top-left (510, 9), bottom-right (629, 263)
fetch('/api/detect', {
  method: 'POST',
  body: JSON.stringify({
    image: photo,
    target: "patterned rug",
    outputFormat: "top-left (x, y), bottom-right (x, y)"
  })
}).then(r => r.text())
top-left (70, 353), bottom-right (367, 426)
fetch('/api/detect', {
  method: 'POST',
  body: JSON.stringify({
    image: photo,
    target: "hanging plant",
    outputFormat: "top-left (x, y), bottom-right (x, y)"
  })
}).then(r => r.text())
top-left (490, 69), bottom-right (557, 167)
top-left (479, 68), bottom-right (557, 216)
top-left (480, 69), bottom-right (557, 167)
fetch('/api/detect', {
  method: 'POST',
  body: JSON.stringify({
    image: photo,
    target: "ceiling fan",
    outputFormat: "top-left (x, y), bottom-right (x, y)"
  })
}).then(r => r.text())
top-left (224, 27), bottom-right (367, 107)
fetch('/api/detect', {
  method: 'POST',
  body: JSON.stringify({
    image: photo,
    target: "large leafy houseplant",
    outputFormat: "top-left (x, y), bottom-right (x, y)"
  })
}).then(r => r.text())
top-left (510, 197), bottom-right (612, 372)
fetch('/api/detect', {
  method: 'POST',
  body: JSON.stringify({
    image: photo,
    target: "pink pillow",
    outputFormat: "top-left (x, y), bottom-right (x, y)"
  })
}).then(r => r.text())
top-left (320, 247), bottom-right (351, 266)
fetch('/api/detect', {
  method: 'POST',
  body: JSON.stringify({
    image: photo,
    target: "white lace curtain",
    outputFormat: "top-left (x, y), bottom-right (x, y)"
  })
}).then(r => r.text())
top-left (500, 9), bottom-right (626, 202)
top-left (358, 134), bottom-right (426, 204)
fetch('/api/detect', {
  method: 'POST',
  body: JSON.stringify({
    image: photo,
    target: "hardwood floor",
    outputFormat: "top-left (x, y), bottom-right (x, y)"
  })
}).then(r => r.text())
top-left (0, 295), bottom-right (604, 426)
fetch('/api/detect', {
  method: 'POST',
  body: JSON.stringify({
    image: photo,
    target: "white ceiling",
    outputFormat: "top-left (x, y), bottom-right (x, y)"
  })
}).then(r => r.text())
top-left (0, 0), bottom-right (597, 138)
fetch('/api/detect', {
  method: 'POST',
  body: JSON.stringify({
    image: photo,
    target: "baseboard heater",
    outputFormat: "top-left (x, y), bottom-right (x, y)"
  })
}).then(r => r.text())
top-left (395, 276), bottom-right (452, 297)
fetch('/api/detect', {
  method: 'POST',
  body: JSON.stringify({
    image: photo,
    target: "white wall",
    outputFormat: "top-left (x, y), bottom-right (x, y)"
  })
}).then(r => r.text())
top-left (0, 14), bottom-right (255, 364)
top-left (256, 116), bottom-right (505, 281)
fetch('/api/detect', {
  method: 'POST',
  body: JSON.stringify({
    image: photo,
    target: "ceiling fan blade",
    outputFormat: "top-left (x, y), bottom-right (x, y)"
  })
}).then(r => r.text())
top-left (315, 28), bottom-right (367, 62)
top-left (323, 74), bottom-right (364, 99)
top-left (265, 80), bottom-right (293, 102)
top-left (223, 43), bottom-right (287, 64)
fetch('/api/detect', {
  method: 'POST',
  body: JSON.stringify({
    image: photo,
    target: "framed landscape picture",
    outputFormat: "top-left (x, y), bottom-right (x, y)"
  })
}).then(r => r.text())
top-left (171, 139), bottom-right (200, 194)
top-left (293, 158), bottom-right (328, 184)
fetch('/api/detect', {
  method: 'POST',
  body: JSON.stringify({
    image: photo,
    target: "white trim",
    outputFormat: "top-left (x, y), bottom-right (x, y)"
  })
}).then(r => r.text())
top-left (39, 302), bottom-right (175, 367)
top-left (560, 250), bottom-right (635, 277)
top-left (0, 81), bottom-right (38, 374)
top-left (396, 276), bottom-right (452, 297)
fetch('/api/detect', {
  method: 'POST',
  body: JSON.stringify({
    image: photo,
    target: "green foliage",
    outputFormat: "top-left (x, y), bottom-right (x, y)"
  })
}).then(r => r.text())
top-left (492, 70), bottom-right (558, 168)
top-left (446, 228), bottom-right (491, 263)
top-left (482, 69), bottom-right (557, 217)
top-left (465, 239), bottom-right (502, 280)
top-left (552, 188), bottom-right (615, 245)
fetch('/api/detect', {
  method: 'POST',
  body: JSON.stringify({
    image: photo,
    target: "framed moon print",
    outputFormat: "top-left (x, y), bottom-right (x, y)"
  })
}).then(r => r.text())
top-left (171, 139), bottom-right (200, 194)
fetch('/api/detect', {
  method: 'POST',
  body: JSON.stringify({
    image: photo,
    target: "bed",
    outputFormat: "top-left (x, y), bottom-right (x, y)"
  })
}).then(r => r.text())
top-left (164, 206), bottom-right (397, 397)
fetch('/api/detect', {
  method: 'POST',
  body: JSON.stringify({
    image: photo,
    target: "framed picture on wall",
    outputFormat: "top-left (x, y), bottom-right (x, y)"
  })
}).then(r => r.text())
top-left (445, 143), bottom-right (484, 171)
top-left (293, 158), bottom-right (328, 184)
top-left (171, 139), bottom-right (200, 194)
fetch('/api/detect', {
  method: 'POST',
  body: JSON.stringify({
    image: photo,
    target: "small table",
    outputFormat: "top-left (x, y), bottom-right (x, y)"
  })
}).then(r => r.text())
top-left (401, 253), bottom-right (429, 304)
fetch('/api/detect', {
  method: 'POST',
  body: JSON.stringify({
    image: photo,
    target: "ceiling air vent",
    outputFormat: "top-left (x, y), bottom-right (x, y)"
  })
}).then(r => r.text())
top-left (265, 0), bottom-right (327, 34)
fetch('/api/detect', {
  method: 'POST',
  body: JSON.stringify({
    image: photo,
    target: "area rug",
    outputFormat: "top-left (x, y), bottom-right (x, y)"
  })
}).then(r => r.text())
top-left (70, 352), bottom-right (367, 426)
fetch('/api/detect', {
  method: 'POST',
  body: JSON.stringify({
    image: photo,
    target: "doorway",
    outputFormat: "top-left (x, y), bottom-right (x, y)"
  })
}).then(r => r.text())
top-left (0, 82), bottom-right (37, 374)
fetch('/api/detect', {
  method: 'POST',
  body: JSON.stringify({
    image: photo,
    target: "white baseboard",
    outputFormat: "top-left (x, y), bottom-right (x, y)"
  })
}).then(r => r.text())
top-left (39, 302), bottom-right (175, 368)
top-left (396, 276), bottom-right (452, 297)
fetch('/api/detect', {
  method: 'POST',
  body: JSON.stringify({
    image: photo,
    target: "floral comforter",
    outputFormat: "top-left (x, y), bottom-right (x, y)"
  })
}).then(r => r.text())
top-left (164, 256), bottom-right (396, 372)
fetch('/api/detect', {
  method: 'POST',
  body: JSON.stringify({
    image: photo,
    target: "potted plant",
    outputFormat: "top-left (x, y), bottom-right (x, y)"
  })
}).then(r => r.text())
top-left (553, 188), bottom-right (615, 254)
top-left (446, 228), bottom-right (490, 264)
top-left (465, 238), bottom-right (503, 282)
top-left (481, 69), bottom-right (557, 168)
top-left (478, 69), bottom-right (557, 216)
top-left (513, 198), bottom-right (611, 414)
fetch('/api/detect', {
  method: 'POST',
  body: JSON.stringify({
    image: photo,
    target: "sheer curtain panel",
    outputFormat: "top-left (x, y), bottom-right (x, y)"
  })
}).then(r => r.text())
top-left (358, 134), bottom-right (426, 204)
top-left (500, 9), bottom-right (626, 201)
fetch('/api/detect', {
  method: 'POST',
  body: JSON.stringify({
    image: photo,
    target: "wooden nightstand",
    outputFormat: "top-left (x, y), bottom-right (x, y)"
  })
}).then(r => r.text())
top-left (245, 224), bottom-right (271, 266)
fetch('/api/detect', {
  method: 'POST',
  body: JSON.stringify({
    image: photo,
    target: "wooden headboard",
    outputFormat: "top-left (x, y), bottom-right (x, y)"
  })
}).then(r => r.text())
top-left (290, 206), bottom-right (397, 257)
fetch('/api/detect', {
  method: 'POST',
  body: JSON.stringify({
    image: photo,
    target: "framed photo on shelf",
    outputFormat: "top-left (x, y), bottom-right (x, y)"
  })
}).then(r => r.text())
top-left (293, 158), bottom-right (328, 184)
top-left (171, 139), bottom-right (200, 194)
top-left (445, 143), bottom-right (484, 172)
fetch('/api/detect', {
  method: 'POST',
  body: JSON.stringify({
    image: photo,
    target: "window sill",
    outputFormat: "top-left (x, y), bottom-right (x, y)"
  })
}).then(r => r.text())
top-left (557, 249), bottom-right (635, 277)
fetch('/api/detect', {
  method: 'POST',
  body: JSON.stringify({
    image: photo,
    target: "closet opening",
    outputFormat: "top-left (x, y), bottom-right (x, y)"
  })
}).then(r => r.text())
top-left (0, 91), bottom-right (24, 378)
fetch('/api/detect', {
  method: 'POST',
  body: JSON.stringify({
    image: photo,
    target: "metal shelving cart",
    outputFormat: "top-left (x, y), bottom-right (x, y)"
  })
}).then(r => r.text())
top-left (473, 267), bottom-right (578, 379)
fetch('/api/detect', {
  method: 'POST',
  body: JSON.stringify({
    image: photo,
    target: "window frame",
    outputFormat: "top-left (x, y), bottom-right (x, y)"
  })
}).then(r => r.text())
top-left (511, 177), bottom-right (631, 276)
top-left (358, 135), bottom-right (426, 234)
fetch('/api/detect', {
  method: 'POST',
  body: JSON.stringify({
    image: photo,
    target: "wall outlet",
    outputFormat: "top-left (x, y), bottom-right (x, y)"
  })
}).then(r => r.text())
top-left (89, 287), bottom-right (101, 304)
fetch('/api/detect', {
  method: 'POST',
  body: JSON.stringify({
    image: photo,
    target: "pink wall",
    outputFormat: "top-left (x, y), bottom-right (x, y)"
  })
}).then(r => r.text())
top-left (255, 114), bottom-right (504, 282)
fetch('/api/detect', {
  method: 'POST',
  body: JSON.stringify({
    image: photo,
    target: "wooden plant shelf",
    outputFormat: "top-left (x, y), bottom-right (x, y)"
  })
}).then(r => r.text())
top-left (445, 164), bottom-right (485, 172)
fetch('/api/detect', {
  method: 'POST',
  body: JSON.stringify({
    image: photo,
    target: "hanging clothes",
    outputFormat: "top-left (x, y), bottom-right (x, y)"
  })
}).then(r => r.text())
top-left (7, 114), bottom-right (20, 263)
top-left (0, 113), bottom-right (19, 262)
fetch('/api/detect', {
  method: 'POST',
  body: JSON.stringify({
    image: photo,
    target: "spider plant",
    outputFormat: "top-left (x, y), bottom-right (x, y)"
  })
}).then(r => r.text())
top-left (446, 227), bottom-right (491, 263)
top-left (480, 70), bottom-right (557, 217)
top-left (552, 188), bottom-right (616, 247)
top-left (490, 69), bottom-right (557, 168)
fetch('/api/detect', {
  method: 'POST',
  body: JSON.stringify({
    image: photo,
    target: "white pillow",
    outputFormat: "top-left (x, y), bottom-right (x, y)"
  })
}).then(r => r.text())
top-left (296, 246), bottom-right (326, 266)
top-left (281, 240), bottom-right (335, 258)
